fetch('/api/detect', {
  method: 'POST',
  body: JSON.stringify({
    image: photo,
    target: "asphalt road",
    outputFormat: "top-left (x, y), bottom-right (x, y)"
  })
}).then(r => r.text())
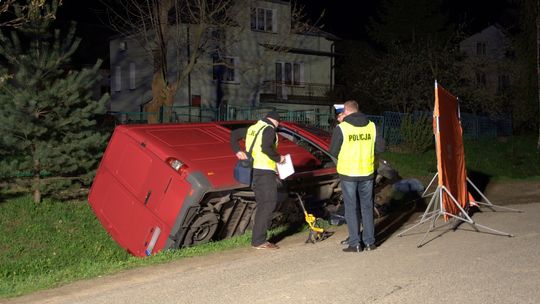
top-left (4, 199), bottom-right (540, 304)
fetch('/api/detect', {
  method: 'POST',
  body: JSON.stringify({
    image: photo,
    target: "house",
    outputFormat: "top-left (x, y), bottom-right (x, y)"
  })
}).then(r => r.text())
top-left (108, 0), bottom-right (340, 123)
top-left (459, 24), bottom-right (514, 94)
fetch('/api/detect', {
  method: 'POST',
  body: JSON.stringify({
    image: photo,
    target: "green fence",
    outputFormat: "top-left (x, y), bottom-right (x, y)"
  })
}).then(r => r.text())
top-left (110, 105), bottom-right (337, 129)
top-left (164, 106), bottom-right (218, 123)
top-left (223, 105), bottom-right (277, 121)
top-left (108, 107), bottom-right (511, 143)
top-left (381, 111), bottom-right (512, 145)
top-left (109, 111), bottom-right (159, 124)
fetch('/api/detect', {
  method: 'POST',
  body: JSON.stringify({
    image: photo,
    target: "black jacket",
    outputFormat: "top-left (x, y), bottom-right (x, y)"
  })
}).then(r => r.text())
top-left (328, 112), bottom-right (385, 181)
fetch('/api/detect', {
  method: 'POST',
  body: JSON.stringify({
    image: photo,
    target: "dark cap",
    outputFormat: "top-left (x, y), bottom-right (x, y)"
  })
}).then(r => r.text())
top-left (265, 110), bottom-right (281, 121)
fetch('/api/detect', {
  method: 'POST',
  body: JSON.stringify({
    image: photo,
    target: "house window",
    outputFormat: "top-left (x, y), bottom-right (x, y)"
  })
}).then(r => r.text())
top-left (505, 50), bottom-right (515, 59)
top-left (113, 65), bottom-right (122, 92)
top-left (284, 63), bottom-right (292, 84)
top-left (476, 42), bottom-right (486, 56)
top-left (213, 56), bottom-right (238, 83)
top-left (293, 63), bottom-right (301, 85)
top-left (129, 62), bottom-right (136, 90)
top-left (276, 62), bottom-right (303, 85)
top-left (475, 71), bottom-right (486, 87)
top-left (251, 7), bottom-right (275, 32)
top-left (498, 74), bottom-right (510, 92)
top-left (119, 41), bottom-right (127, 51)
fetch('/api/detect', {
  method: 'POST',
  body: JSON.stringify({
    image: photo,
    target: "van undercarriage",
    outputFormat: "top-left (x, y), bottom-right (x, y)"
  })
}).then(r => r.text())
top-left (173, 174), bottom-right (342, 247)
top-left (172, 165), bottom-right (409, 248)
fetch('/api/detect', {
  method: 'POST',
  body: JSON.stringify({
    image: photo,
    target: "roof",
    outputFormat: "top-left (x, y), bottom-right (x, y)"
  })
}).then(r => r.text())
top-left (300, 28), bottom-right (341, 41)
top-left (259, 43), bottom-right (341, 57)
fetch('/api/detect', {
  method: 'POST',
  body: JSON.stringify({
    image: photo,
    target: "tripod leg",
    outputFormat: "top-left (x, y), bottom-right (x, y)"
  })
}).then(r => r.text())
top-left (397, 189), bottom-right (439, 237)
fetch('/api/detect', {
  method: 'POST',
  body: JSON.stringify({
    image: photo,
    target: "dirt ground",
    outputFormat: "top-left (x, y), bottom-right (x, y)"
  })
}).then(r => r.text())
top-left (412, 176), bottom-right (540, 206)
top-left (2, 179), bottom-right (540, 304)
top-left (480, 179), bottom-right (540, 205)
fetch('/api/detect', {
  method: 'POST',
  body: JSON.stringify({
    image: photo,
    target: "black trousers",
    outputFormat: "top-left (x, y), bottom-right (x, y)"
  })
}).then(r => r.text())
top-left (251, 169), bottom-right (278, 246)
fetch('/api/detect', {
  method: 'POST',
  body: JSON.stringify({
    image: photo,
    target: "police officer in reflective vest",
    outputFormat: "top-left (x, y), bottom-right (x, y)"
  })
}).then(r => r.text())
top-left (230, 111), bottom-right (285, 250)
top-left (329, 100), bottom-right (384, 253)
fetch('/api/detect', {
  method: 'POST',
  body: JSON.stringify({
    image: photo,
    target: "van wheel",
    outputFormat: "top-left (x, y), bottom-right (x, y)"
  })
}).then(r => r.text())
top-left (184, 212), bottom-right (219, 246)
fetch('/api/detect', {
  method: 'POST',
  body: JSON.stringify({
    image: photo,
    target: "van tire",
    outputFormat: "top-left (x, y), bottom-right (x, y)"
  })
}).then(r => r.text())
top-left (184, 212), bottom-right (219, 246)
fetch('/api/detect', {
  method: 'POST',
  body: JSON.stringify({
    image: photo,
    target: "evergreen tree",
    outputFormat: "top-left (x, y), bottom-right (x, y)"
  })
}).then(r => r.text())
top-left (0, 0), bottom-right (109, 203)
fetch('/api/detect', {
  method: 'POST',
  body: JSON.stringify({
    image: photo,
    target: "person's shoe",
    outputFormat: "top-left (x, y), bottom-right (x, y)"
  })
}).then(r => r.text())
top-left (364, 244), bottom-right (377, 251)
top-left (342, 245), bottom-right (363, 253)
top-left (252, 242), bottom-right (279, 250)
top-left (340, 237), bottom-right (350, 245)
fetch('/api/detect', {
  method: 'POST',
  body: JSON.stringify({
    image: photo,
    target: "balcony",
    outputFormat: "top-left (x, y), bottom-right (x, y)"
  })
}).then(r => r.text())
top-left (260, 81), bottom-right (343, 105)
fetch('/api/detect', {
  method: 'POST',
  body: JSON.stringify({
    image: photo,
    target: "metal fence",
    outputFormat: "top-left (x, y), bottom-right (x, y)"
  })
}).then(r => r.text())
top-left (107, 111), bottom-right (159, 124)
top-left (165, 106), bottom-right (218, 123)
top-left (381, 111), bottom-right (512, 145)
top-left (223, 105), bottom-right (277, 121)
top-left (108, 107), bottom-right (512, 143)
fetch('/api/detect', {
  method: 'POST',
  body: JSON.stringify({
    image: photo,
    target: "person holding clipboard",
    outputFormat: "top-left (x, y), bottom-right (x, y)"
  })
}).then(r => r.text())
top-left (230, 111), bottom-right (285, 250)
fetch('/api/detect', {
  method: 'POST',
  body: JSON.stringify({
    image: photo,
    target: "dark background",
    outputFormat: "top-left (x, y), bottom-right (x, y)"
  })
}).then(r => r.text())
top-left (56, 0), bottom-right (516, 65)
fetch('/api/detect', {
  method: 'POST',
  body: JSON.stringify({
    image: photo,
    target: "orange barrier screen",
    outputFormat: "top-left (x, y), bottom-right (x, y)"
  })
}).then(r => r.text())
top-left (434, 84), bottom-right (468, 218)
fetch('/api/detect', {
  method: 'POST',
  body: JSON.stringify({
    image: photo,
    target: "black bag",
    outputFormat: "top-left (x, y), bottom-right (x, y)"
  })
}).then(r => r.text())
top-left (233, 126), bottom-right (265, 185)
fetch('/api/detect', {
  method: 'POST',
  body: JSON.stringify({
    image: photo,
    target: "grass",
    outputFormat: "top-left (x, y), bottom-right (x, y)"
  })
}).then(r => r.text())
top-left (0, 196), bottom-right (284, 298)
top-left (381, 135), bottom-right (540, 181)
top-left (464, 136), bottom-right (540, 180)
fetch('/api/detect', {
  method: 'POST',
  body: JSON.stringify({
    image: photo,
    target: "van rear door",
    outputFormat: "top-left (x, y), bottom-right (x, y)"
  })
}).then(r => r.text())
top-left (89, 128), bottom-right (180, 256)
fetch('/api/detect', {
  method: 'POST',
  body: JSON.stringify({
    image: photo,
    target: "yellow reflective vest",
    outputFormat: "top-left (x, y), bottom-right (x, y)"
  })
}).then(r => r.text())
top-left (336, 121), bottom-right (376, 176)
top-left (245, 120), bottom-right (278, 171)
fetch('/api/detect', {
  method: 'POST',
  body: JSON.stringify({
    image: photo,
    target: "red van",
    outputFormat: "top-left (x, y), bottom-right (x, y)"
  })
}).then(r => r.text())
top-left (88, 121), bottom-right (343, 257)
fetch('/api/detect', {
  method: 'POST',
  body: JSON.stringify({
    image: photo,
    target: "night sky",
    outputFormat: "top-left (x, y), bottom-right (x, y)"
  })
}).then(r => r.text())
top-left (55, 0), bottom-right (513, 65)
top-left (297, 0), bottom-right (513, 39)
top-left (296, 0), bottom-right (377, 39)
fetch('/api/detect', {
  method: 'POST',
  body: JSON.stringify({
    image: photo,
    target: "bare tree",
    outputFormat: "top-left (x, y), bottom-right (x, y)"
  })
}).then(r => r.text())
top-left (102, 0), bottom-right (321, 123)
top-left (0, 0), bottom-right (11, 15)
top-left (1, 0), bottom-right (59, 28)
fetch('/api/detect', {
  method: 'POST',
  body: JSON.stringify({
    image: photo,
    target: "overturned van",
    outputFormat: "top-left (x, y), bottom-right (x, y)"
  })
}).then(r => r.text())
top-left (88, 121), bottom-right (347, 256)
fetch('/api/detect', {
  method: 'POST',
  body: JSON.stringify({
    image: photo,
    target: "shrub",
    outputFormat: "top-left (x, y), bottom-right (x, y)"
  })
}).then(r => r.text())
top-left (399, 113), bottom-right (434, 153)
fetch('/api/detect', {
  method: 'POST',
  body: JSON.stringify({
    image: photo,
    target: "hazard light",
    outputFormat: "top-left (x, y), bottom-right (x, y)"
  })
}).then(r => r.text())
top-left (166, 157), bottom-right (188, 173)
